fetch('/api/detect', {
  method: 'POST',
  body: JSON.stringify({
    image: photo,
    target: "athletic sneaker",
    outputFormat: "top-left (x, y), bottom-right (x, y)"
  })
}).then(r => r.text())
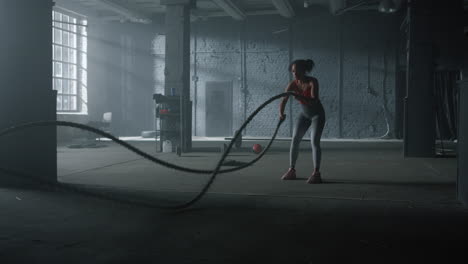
top-left (307, 172), bottom-right (322, 184)
top-left (281, 168), bottom-right (296, 180)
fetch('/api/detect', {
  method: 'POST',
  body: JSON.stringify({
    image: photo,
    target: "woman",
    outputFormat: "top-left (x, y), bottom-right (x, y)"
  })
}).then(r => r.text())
top-left (279, 59), bottom-right (326, 184)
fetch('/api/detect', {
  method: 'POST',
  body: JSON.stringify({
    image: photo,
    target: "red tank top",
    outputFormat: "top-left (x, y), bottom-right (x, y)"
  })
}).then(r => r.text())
top-left (294, 80), bottom-right (312, 105)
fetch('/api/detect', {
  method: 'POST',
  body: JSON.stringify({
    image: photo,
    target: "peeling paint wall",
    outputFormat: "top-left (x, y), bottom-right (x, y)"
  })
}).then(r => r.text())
top-left (152, 11), bottom-right (399, 138)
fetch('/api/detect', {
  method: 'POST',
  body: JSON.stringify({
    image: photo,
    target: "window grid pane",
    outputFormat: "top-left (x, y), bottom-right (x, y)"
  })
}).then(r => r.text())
top-left (52, 10), bottom-right (87, 112)
top-left (80, 69), bottom-right (87, 84)
top-left (63, 15), bottom-right (69, 31)
top-left (70, 49), bottom-right (77, 63)
top-left (70, 18), bottom-right (77, 32)
top-left (70, 33), bottom-right (77, 48)
top-left (81, 84), bottom-right (88, 103)
top-left (54, 62), bottom-right (62, 77)
top-left (70, 80), bottom-right (77, 94)
top-left (62, 47), bottom-right (69, 62)
top-left (54, 11), bottom-right (61, 22)
top-left (54, 79), bottom-right (62, 94)
top-left (57, 95), bottom-right (63, 110)
top-left (53, 45), bottom-right (62, 61)
top-left (71, 96), bottom-right (77, 110)
top-left (63, 96), bottom-right (70, 111)
top-left (80, 52), bottom-right (87, 68)
top-left (63, 31), bottom-right (69, 46)
top-left (63, 79), bottom-right (69, 94)
top-left (63, 64), bottom-right (69, 78)
top-left (53, 28), bottom-right (61, 43)
top-left (69, 65), bottom-right (77, 79)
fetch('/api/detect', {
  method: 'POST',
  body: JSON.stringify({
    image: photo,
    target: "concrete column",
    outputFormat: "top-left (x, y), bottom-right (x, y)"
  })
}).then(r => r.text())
top-left (0, 0), bottom-right (56, 183)
top-left (403, 2), bottom-right (435, 157)
top-left (458, 2), bottom-right (468, 206)
top-left (404, 0), bottom-right (464, 157)
top-left (458, 70), bottom-right (468, 206)
top-left (161, 0), bottom-right (192, 152)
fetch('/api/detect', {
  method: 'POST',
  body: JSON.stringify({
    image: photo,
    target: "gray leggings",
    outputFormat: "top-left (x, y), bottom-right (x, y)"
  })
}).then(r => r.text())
top-left (290, 103), bottom-right (326, 170)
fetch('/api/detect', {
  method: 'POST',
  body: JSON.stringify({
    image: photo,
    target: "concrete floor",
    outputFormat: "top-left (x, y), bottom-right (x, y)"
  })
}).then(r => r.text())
top-left (1, 140), bottom-right (467, 263)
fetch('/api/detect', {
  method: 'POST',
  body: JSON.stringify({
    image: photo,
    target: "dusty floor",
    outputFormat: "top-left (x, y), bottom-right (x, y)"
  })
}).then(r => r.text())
top-left (1, 140), bottom-right (467, 263)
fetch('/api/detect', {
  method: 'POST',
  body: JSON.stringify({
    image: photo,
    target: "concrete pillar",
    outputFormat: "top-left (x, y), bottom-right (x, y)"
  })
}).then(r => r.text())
top-left (458, 69), bottom-right (468, 206)
top-left (404, 0), bottom-right (464, 158)
top-left (0, 0), bottom-right (57, 183)
top-left (161, 0), bottom-right (192, 152)
top-left (458, 0), bottom-right (468, 207)
top-left (403, 1), bottom-right (435, 157)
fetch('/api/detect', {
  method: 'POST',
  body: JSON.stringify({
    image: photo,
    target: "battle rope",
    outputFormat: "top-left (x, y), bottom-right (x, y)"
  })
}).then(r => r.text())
top-left (0, 91), bottom-right (311, 210)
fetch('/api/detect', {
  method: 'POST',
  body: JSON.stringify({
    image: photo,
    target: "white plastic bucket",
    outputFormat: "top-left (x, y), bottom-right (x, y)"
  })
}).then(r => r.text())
top-left (162, 140), bottom-right (172, 153)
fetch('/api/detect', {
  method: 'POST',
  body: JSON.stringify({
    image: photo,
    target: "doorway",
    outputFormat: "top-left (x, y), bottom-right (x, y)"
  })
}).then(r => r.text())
top-left (205, 81), bottom-right (233, 137)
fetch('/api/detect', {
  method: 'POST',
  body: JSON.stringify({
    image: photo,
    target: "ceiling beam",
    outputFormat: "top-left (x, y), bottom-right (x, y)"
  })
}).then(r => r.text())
top-left (94, 0), bottom-right (152, 23)
top-left (191, 9), bottom-right (278, 19)
top-left (271, 0), bottom-right (295, 18)
top-left (211, 0), bottom-right (246, 20)
top-left (329, 0), bottom-right (346, 14)
top-left (331, 0), bottom-right (371, 15)
top-left (54, 0), bottom-right (100, 18)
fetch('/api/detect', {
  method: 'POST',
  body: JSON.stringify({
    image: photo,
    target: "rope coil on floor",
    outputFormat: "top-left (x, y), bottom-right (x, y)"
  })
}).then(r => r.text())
top-left (0, 92), bottom-right (311, 210)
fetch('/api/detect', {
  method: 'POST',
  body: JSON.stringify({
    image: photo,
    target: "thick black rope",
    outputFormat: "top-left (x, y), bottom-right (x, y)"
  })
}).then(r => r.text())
top-left (0, 120), bottom-right (280, 176)
top-left (0, 92), bottom-right (309, 209)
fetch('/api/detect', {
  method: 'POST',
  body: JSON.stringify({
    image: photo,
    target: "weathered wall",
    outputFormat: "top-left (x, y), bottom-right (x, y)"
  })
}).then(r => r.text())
top-left (340, 13), bottom-right (398, 138)
top-left (58, 7), bottom-right (400, 140)
top-left (191, 19), bottom-right (243, 137)
top-left (152, 11), bottom-right (399, 138)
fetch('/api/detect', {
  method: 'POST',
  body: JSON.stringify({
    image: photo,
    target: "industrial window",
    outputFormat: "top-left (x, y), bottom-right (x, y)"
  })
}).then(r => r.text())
top-left (52, 9), bottom-right (88, 113)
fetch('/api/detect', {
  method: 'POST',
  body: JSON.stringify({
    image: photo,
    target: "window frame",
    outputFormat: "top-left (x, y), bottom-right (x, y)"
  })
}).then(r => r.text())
top-left (52, 7), bottom-right (88, 114)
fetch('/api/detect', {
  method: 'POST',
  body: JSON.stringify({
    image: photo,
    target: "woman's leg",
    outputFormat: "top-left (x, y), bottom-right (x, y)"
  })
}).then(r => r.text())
top-left (290, 114), bottom-right (311, 169)
top-left (309, 113), bottom-right (326, 172)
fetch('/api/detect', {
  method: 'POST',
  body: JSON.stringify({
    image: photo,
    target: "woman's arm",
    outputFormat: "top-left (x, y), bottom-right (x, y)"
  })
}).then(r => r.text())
top-left (310, 78), bottom-right (319, 99)
top-left (280, 81), bottom-right (295, 119)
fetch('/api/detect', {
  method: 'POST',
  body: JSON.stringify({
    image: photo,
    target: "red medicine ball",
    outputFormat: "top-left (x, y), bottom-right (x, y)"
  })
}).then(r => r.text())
top-left (252, 144), bottom-right (262, 154)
